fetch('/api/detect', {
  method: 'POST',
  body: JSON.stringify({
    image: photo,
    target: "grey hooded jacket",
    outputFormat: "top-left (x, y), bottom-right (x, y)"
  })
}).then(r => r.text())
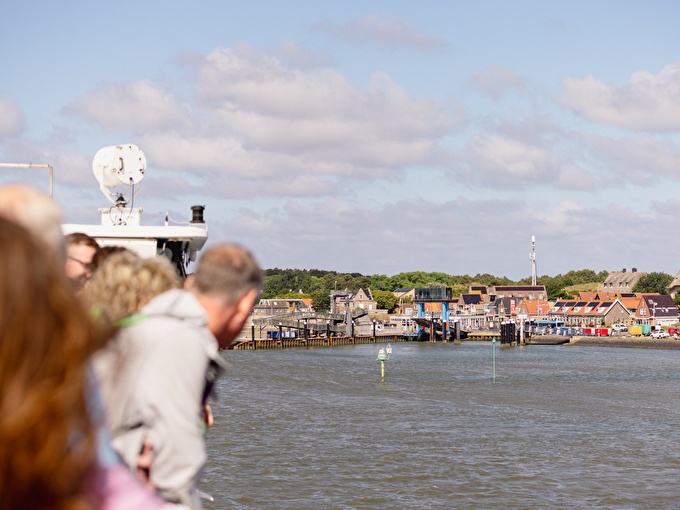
top-left (93, 289), bottom-right (227, 509)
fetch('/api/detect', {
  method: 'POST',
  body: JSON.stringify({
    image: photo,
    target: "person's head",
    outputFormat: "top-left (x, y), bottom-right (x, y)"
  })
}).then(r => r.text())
top-left (90, 245), bottom-right (130, 273)
top-left (0, 183), bottom-right (65, 260)
top-left (0, 216), bottom-right (101, 509)
top-left (65, 232), bottom-right (100, 290)
top-left (85, 250), bottom-right (181, 328)
top-left (187, 244), bottom-right (262, 348)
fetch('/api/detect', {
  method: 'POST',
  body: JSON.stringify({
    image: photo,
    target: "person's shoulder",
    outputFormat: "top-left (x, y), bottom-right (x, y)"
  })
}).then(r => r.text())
top-left (141, 289), bottom-right (204, 322)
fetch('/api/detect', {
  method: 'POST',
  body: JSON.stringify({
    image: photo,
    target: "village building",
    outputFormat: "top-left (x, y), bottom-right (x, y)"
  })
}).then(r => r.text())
top-left (597, 269), bottom-right (646, 293)
top-left (636, 294), bottom-right (679, 326)
top-left (253, 298), bottom-right (313, 316)
top-left (669, 271), bottom-right (680, 299)
top-left (330, 288), bottom-right (377, 314)
top-left (517, 299), bottom-right (552, 321)
top-left (549, 299), bottom-right (630, 326)
top-left (491, 285), bottom-right (547, 301)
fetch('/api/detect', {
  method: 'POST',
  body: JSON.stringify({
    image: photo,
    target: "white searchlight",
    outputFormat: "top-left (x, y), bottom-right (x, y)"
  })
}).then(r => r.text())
top-left (93, 144), bottom-right (146, 206)
top-left (62, 143), bottom-right (208, 277)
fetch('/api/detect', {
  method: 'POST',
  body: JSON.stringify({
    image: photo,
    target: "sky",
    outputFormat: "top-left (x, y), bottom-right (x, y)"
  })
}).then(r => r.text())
top-left (1, 1), bottom-right (680, 280)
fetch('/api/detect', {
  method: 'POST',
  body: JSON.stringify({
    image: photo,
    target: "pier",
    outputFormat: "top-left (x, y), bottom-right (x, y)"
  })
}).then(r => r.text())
top-left (233, 333), bottom-right (407, 350)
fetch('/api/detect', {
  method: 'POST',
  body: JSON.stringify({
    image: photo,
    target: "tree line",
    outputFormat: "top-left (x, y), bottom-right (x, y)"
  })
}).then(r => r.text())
top-left (261, 268), bottom-right (675, 312)
top-left (261, 268), bottom-right (673, 311)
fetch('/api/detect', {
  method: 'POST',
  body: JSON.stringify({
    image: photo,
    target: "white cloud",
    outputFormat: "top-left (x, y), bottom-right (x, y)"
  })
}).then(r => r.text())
top-left (201, 195), bottom-right (680, 279)
top-left (578, 133), bottom-right (680, 185)
top-left (135, 46), bottom-right (458, 191)
top-left (470, 66), bottom-right (525, 100)
top-left (313, 14), bottom-right (446, 50)
top-left (0, 140), bottom-right (91, 186)
top-left (64, 80), bottom-right (191, 131)
top-left (455, 133), bottom-right (575, 190)
top-left (0, 95), bottom-right (25, 138)
top-left (277, 40), bottom-right (334, 69)
top-left (559, 62), bottom-right (680, 132)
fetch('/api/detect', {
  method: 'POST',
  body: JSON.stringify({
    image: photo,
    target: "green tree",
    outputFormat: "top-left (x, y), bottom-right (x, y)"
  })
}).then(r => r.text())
top-left (369, 273), bottom-right (392, 290)
top-left (261, 274), bottom-right (290, 298)
top-left (311, 289), bottom-right (330, 312)
top-left (633, 272), bottom-right (673, 294)
top-left (372, 289), bottom-right (398, 312)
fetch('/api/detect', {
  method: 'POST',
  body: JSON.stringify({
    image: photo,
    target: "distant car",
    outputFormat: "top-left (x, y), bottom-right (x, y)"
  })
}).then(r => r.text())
top-left (668, 327), bottom-right (680, 336)
top-left (611, 324), bottom-right (628, 332)
top-left (650, 330), bottom-right (670, 339)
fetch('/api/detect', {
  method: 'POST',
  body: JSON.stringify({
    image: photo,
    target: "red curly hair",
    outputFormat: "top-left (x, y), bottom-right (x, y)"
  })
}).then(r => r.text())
top-left (0, 217), bottom-right (102, 509)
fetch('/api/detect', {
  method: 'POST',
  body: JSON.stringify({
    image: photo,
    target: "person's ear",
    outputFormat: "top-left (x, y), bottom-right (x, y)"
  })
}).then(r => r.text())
top-left (234, 288), bottom-right (258, 323)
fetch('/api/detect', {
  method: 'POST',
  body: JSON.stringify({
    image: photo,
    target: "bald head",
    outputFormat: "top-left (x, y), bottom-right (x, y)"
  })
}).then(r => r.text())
top-left (191, 244), bottom-right (262, 304)
top-left (0, 184), bottom-right (64, 257)
top-left (189, 243), bottom-right (262, 348)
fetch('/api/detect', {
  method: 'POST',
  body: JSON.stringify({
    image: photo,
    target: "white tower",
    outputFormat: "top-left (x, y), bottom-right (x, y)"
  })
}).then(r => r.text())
top-left (530, 236), bottom-right (537, 286)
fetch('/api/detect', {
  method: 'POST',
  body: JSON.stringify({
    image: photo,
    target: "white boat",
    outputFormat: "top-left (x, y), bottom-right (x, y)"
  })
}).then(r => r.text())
top-left (3, 143), bottom-right (208, 277)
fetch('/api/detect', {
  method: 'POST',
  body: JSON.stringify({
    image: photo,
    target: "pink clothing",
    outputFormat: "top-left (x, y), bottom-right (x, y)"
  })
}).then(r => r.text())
top-left (101, 463), bottom-right (165, 509)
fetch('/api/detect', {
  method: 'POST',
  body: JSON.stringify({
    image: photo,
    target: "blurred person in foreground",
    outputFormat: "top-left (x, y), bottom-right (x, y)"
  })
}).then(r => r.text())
top-left (0, 183), bottom-right (65, 257)
top-left (0, 217), bottom-right (163, 510)
top-left (93, 243), bottom-right (261, 509)
top-left (65, 232), bottom-right (100, 291)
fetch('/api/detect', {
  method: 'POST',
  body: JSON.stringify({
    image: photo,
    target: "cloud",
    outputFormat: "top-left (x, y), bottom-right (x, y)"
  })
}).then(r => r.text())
top-left (277, 39), bottom-right (334, 69)
top-left (469, 66), bottom-right (525, 100)
top-left (63, 80), bottom-right (191, 131)
top-left (559, 62), bottom-right (680, 132)
top-left (202, 195), bottom-right (680, 279)
top-left (126, 46), bottom-right (459, 196)
top-left (0, 139), bottom-right (93, 187)
top-left (578, 133), bottom-right (680, 185)
top-left (453, 131), bottom-right (590, 190)
top-left (0, 94), bottom-right (25, 138)
top-left (313, 14), bottom-right (446, 50)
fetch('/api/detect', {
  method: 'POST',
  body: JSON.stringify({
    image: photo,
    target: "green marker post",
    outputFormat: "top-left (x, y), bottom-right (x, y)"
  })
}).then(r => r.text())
top-left (492, 338), bottom-right (496, 383)
top-left (377, 348), bottom-right (387, 382)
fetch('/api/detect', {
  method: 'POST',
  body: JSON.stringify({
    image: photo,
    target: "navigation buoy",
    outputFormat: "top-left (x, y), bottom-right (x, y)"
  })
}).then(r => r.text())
top-left (492, 338), bottom-right (497, 383)
top-left (377, 348), bottom-right (388, 382)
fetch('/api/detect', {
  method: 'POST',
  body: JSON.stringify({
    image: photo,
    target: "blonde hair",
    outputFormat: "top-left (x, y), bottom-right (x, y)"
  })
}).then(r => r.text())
top-left (85, 251), bottom-right (180, 328)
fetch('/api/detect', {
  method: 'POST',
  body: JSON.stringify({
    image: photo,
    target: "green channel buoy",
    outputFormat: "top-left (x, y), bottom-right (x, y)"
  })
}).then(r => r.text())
top-left (492, 338), bottom-right (496, 383)
top-left (377, 348), bottom-right (387, 382)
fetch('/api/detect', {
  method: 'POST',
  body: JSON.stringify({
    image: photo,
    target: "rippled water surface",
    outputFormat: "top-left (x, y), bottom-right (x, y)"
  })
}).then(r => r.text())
top-left (204, 342), bottom-right (680, 509)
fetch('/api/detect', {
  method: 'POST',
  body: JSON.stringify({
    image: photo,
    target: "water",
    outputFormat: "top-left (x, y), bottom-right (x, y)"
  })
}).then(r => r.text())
top-left (204, 342), bottom-right (680, 509)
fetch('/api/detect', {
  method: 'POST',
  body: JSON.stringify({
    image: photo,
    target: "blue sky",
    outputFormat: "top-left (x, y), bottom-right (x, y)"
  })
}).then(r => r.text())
top-left (2, 1), bottom-right (680, 280)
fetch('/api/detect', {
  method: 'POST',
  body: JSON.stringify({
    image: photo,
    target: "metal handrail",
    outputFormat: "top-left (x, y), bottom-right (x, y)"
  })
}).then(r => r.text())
top-left (0, 163), bottom-right (54, 197)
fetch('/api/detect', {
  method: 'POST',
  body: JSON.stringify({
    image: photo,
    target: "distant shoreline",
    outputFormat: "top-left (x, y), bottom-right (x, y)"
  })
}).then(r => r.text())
top-left (568, 335), bottom-right (680, 350)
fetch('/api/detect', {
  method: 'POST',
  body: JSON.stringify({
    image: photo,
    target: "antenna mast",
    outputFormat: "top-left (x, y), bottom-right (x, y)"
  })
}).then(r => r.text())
top-left (530, 235), bottom-right (537, 286)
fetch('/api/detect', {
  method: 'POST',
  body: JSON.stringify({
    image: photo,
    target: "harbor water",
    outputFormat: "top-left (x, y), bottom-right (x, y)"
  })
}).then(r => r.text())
top-left (204, 342), bottom-right (680, 509)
